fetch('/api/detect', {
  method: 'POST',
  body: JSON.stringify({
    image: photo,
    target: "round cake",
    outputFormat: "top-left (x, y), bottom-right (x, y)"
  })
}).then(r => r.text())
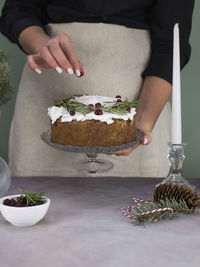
top-left (48, 95), bottom-right (137, 147)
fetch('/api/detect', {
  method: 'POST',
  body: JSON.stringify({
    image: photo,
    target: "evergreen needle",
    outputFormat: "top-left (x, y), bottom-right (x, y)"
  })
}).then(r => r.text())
top-left (17, 187), bottom-right (46, 204)
top-left (130, 198), bottom-right (191, 225)
top-left (0, 51), bottom-right (12, 107)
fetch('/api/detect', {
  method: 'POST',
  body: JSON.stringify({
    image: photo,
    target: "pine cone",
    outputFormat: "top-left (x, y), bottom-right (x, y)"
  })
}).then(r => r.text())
top-left (153, 183), bottom-right (200, 213)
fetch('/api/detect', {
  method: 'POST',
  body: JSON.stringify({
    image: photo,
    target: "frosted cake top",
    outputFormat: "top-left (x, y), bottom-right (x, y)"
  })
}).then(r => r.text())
top-left (48, 95), bottom-right (137, 125)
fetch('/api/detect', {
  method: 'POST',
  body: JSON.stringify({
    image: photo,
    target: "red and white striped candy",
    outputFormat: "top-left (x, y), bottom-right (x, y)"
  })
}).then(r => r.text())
top-left (121, 191), bottom-right (174, 223)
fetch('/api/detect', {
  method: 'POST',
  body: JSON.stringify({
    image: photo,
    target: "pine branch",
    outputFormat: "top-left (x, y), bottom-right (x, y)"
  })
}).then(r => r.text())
top-left (131, 198), bottom-right (191, 225)
top-left (0, 51), bottom-right (12, 107)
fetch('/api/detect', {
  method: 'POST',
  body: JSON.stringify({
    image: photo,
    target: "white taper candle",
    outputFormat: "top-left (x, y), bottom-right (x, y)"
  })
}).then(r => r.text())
top-left (171, 23), bottom-right (182, 144)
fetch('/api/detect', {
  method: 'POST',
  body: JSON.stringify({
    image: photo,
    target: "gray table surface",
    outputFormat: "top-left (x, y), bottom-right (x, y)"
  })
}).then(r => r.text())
top-left (0, 177), bottom-right (200, 267)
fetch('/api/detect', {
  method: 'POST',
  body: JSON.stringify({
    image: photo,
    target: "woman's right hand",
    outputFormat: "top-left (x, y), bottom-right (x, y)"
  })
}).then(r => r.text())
top-left (20, 27), bottom-right (84, 77)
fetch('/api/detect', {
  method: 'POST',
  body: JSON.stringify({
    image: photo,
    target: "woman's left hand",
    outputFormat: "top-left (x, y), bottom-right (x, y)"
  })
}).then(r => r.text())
top-left (109, 75), bottom-right (172, 157)
top-left (109, 121), bottom-right (151, 156)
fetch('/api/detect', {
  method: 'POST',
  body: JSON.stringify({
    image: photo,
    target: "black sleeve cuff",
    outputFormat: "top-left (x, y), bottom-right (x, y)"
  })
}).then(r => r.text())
top-left (142, 52), bottom-right (188, 85)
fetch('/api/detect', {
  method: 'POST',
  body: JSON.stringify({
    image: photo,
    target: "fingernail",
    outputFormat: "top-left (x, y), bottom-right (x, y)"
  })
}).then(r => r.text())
top-left (75, 69), bottom-right (81, 77)
top-left (56, 66), bottom-right (63, 73)
top-left (143, 138), bottom-right (148, 145)
top-left (67, 68), bottom-right (74, 75)
top-left (35, 68), bottom-right (42, 74)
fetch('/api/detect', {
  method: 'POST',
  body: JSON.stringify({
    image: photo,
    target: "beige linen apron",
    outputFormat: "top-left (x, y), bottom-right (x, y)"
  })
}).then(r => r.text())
top-left (9, 22), bottom-right (171, 177)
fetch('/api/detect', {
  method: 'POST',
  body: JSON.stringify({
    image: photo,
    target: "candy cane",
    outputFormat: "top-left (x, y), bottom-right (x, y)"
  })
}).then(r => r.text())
top-left (121, 191), bottom-right (175, 223)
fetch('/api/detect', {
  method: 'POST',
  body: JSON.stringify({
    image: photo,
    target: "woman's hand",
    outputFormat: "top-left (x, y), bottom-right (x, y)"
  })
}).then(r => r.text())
top-left (109, 76), bottom-right (172, 156)
top-left (19, 26), bottom-right (84, 76)
top-left (109, 120), bottom-right (151, 156)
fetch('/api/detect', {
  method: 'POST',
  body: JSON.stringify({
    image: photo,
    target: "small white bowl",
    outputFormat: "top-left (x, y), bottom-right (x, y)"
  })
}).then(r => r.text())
top-left (0, 194), bottom-right (50, 226)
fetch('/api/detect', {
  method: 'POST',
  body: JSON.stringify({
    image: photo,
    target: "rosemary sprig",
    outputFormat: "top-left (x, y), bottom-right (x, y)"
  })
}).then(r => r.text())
top-left (104, 97), bottom-right (138, 107)
top-left (16, 188), bottom-right (46, 204)
top-left (55, 96), bottom-right (138, 116)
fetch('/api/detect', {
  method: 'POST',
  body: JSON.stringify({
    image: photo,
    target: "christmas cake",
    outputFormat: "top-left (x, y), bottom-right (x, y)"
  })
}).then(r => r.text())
top-left (48, 95), bottom-right (137, 147)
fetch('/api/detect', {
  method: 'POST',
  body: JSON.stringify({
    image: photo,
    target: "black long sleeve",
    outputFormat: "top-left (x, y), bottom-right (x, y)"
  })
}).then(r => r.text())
top-left (142, 0), bottom-right (195, 84)
top-left (0, 0), bottom-right (47, 43)
top-left (0, 0), bottom-right (195, 84)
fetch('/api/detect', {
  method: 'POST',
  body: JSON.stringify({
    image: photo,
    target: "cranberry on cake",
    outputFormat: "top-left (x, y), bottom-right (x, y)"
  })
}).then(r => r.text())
top-left (48, 95), bottom-right (137, 147)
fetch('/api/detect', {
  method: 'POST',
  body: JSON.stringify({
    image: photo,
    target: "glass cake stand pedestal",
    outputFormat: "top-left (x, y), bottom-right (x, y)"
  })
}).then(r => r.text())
top-left (41, 130), bottom-right (144, 174)
top-left (73, 153), bottom-right (114, 174)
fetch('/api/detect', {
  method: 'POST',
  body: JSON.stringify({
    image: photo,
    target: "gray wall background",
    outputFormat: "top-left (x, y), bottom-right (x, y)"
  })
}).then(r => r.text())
top-left (0, 1), bottom-right (200, 177)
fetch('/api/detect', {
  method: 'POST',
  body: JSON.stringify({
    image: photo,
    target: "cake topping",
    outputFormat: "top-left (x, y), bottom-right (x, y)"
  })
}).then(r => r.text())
top-left (95, 102), bottom-right (102, 107)
top-left (48, 95), bottom-right (137, 124)
top-left (116, 99), bottom-right (122, 102)
top-left (70, 110), bottom-right (76, 116)
top-left (115, 95), bottom-right (121, 98)
top-left (95, 109), bottom-right (103, 115)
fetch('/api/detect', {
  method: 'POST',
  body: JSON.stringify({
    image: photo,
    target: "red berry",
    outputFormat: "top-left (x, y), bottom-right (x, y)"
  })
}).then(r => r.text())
top-left (16, 202), bottom-right (22, 207)
top-left (21, 197), bottom-right (27, 204)
top-left (95, 109), bottom-right (103, 115)
top-left (127, 107), bottom-right (131, 112)
top-left (88, 104), bottom-right (94, 108)
top-left (10, 199), bottom-right (16, 206)
top-left (117, 99), bottom-right (122, 103)
top-left (3, 199), bottom-right (11, 206)
top-left (115, 95), bottom-right (121, 98)
top-left (70, 110), bottom-right (76, 116)
top-left (95, 103), bottom-right (102, 107)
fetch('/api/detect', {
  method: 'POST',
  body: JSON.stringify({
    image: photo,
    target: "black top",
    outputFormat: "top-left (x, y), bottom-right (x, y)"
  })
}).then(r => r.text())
top-left (0, 0), bottom-right (195, 84)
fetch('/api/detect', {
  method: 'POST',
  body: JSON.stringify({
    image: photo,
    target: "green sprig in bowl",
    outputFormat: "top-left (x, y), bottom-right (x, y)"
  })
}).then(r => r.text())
top-left (0, 189), bottom-right (50, 226)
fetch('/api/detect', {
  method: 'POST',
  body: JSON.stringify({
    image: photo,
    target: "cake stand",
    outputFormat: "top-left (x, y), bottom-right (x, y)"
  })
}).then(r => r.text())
top-left (41, 130), bottom-right (144, 174)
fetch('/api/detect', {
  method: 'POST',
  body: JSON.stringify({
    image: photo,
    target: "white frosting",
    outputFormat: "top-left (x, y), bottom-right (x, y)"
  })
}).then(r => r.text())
top-left (48, 95), bottom-right (136, 124)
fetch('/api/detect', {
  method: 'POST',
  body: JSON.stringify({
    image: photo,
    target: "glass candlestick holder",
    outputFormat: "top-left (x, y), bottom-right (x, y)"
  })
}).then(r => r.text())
top-left (156, 142), bottom-right (195, 190)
